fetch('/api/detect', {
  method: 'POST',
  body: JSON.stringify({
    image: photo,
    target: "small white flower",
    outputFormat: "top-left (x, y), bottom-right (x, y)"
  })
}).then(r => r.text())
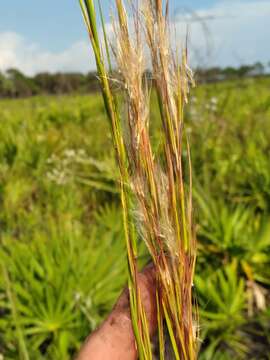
top-left (210, 97), bottom-right (218, 104)
top-left (74, 292), bottom-right (82, 302)
top-left (64, 149), bottom-right (76, 158)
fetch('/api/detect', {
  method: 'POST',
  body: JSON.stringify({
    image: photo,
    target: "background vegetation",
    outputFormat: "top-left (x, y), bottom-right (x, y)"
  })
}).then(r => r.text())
top-left (0, 76), bottom-right (269, 359)
top-left (0, 62), bottom-right (268, 98)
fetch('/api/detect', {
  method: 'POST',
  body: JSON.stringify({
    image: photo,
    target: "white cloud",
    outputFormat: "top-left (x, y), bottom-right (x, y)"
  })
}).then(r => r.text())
top-left (174, 0), bottom-right (270, 67)
top-left (0, 1), bottom-right (269, 75)
top-left (0, 32), bottom-right (95, 75)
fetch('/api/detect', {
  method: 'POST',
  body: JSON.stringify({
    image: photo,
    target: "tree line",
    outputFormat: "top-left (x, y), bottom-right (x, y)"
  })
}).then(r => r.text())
top-left (0, 62), bottom-right (268, 98)
top-left (0, 69), bottom-right (100, 98)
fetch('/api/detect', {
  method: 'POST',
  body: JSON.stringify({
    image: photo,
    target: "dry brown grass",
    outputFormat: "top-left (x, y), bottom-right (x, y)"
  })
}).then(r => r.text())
top-left (79, 0), bottom-right (198, 358)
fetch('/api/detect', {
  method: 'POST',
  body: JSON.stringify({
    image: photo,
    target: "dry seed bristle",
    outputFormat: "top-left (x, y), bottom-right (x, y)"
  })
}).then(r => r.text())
top-left (80, 0), bottom-right (198, 358)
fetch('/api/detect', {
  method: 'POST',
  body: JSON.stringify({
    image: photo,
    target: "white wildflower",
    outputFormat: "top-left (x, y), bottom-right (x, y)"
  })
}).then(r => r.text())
top-left (64, 149), bottom-right (76, 158)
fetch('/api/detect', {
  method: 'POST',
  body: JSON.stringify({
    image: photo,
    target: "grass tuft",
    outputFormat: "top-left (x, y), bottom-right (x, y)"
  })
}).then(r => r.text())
top-left (79, 0), bottom-right (198, 358)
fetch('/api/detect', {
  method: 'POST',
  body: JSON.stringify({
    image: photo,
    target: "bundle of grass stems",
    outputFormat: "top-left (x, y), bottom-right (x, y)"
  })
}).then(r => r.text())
top-left (79, 0), bottom-right (198, 358)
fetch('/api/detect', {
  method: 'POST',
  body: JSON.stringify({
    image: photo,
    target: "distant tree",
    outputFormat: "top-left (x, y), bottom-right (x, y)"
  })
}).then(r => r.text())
top-left (34, 72), bottom-right (56, 93)
top-left (51, 73), bottom-right (83, 93)
top-left (0, 72), bottom-right (16, 97)
top-left (34, 72), bottom-right (96, 94)
top-left (251, 62), bottom-right (265, 75)
top-left (222, 67), bottom-right (238, 79)
top-left (195, 66), bottom-right (223, 83)
top-left (84, 72), bottom-right (100, 92)
top-left (1, 60), bottom-right (267, 99)
top-left (237, 65), bottom-right (254, 78)
top-left (6, 69), bottom-right (38, 97)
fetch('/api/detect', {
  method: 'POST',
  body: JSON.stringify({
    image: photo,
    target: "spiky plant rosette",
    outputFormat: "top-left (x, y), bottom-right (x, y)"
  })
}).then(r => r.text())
top-left (79, 0), bottom-right (198, 359)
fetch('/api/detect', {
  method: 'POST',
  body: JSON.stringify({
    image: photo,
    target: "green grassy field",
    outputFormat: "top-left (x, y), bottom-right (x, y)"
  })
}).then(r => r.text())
top-left (0, 77), bottom-right (270, 359)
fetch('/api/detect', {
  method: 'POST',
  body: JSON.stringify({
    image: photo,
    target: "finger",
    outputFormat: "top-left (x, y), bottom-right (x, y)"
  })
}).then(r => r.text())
top-left (113, 263), bottom-right (157, 335)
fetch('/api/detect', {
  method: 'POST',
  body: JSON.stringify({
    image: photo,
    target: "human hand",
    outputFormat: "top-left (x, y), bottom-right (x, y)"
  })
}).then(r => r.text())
top-left (76, 264), bottom-right (157, 360)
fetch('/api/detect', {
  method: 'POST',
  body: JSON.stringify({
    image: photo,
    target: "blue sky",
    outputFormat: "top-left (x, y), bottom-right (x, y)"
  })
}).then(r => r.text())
top-left (0, 0), bottom-right (216, 50)
top-left (0, 0), bottom-right (269, 74)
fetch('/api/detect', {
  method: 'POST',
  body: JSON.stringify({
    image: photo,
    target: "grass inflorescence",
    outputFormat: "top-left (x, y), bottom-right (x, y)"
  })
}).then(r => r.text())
top-left (79, 0), bottom-right (198, 358)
